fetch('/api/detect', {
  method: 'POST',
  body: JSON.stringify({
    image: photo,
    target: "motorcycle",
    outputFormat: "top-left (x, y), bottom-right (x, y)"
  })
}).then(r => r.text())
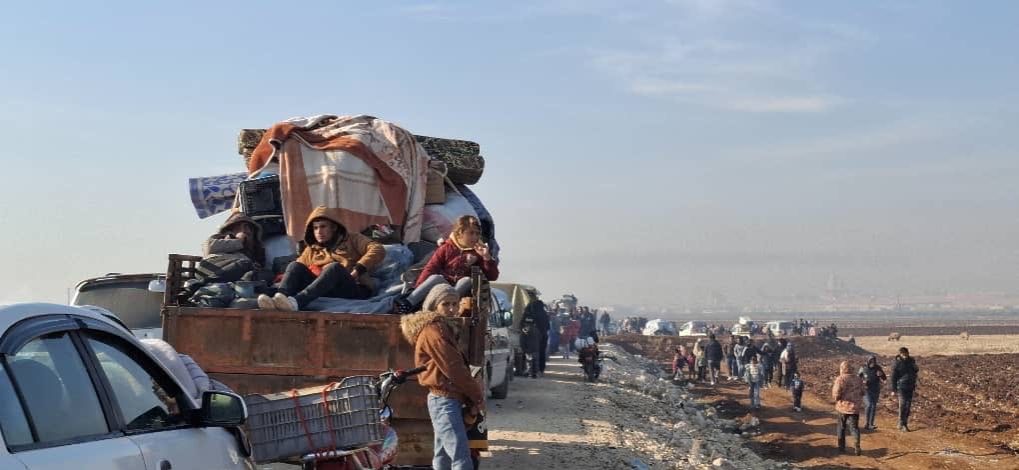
top-left (578, 346), bottom-right (602, 382)
top-left (300, 366), bottom-right (425, 470)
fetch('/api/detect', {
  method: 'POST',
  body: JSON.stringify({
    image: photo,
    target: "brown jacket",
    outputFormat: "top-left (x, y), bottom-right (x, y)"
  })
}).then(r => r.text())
top-left (401, 310), bottom-right (483, 405)
top-left (296, 206), bottom-right (386, 288)
top-left (832, 361), bottom-right (865, 415)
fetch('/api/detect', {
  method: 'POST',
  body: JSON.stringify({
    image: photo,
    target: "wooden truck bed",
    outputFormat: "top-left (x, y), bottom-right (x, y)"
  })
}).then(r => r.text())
top-left (160, 254), bottom-right (490, 465)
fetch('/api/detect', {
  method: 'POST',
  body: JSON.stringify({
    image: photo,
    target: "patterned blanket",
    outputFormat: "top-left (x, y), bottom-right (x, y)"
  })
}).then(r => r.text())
top-left (189, 172), bottom-right (247, 219)
top-left (247, 115), bottom-right (429, 243)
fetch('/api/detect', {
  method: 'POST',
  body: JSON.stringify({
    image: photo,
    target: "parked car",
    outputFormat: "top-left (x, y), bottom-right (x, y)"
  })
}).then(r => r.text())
top-left (0, 303), bottom-right (253, 470)
top-left (678, 321), bottom-right (709, 337)
top-left (486, 289), bottom-right (514, 399)
top-left (71, 273), bottom-right (165, 339)
top-left (765, 320), bottom-right (796, 336)
top-left (642, 319), bottom-right (678, 336)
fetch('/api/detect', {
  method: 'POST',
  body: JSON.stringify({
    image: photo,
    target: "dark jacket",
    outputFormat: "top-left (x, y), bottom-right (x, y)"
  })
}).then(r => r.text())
top-left (891, 355), bottom-right (919, 392)
top-left (520, 320), bottom-right (541, 354)
top-left (704, 339), bottom-right (724, 363)
top-left (579, 312), bottom-right (597, 337)
top-left (524, 301), bottom-right (550, 334)
top-left (741, 343), bottom-right (761, 363)
top-left (858, 359), bottom-right (887, 393)
top-left (202, 212), bottom-right (266, 266)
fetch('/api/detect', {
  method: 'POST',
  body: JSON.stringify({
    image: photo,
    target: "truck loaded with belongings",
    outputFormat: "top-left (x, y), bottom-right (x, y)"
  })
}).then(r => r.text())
top-left (166, 114), bottom-right (498, 465)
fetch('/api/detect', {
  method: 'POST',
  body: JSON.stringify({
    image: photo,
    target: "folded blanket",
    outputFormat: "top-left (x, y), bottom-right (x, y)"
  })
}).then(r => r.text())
top-left (247, 115), bottom-right (429, 243)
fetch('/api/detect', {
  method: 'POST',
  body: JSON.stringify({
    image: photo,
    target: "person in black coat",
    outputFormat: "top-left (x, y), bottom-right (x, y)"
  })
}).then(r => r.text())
top-left (524, 300), bottom-right (551, 375)
top-left (704, 334), bottom-right (724, 385)
top-left (890, 347), bottom-right (920, 432)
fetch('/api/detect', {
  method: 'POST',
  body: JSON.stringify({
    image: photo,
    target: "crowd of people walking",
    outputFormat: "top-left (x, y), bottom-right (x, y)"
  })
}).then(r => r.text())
top-left (671, 332), bottom-right (921, 456)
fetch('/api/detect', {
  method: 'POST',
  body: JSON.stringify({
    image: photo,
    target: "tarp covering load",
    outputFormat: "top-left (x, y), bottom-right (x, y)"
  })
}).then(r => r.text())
top-left (244, 115), bottom-right (429, 244)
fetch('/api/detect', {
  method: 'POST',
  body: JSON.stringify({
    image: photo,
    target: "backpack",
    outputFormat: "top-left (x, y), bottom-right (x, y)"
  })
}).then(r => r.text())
top-left (195, 254), bottom-right (254, 283)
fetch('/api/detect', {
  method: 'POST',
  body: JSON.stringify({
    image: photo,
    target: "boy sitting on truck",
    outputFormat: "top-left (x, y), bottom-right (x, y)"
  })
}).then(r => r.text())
top-left (401, 284), bottom-right (484, 470)
top-left (258, 206), bottom-right (385, 311)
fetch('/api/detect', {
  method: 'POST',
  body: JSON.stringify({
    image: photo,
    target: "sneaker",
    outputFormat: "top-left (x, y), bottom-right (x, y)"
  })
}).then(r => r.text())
top-left (273, 293), bottom-right (299, 311)
top-left (257, 294), bottom-right (275, 310)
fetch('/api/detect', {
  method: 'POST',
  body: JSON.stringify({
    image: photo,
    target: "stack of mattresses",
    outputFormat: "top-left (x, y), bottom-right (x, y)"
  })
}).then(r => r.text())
top-left (237, 129), bottom-right (485, 185)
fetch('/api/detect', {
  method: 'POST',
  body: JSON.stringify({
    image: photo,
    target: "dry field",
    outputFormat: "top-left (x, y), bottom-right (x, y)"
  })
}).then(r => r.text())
top-left (855, 334), bottom-right (1019, 356)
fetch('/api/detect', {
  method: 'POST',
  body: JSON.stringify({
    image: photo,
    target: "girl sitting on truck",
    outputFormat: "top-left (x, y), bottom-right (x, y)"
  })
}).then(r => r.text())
top-left (395, 215), bottom-right (500, 313)
top-left (258, 206), bottom-right (385, 311)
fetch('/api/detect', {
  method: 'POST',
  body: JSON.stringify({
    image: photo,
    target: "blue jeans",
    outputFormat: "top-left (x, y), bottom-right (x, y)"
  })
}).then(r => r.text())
top-left (864, 389), bottom-right (879, 427)
top-left (427, 394), bottom-right (472, 470)
top-left (749, 382), bottom-right (761, 408)
top-left (409, 275), bottom-right (472, 307)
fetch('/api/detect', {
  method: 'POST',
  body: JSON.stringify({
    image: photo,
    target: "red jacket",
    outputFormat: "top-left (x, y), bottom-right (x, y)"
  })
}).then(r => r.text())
top-left (416, 238), bottom-right (500, 286)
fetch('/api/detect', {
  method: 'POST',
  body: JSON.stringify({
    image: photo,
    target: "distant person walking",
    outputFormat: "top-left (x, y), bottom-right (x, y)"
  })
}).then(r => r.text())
top-left (733, 337), bottom-right (748, 381)
top-left (790, 372), bottom-right (805, 412)
top-left (891, 347), bottom-right (920, 432)
top-left (858, 356), bottom-right (887, 430)
top-left (598, 311), bottom-right (611, 336)
top-left (694, 340), bottom-right (707, 382)
top-left (779, 341), bottom-right (798, 388)
top-left (704, 334), bottom-right (724, 385)
top-left (724, 337), bottom-right (738, 381)
top-left (774, 339), bottom-right (788, 386)
top-left (744, 355), bottom-right (763, 409)
top-left (524, 300), bottom-right (550, 375)
top-left (832, 361), bottom-right (865, 456)
top-left (672, 347), bottom-right (690, 381)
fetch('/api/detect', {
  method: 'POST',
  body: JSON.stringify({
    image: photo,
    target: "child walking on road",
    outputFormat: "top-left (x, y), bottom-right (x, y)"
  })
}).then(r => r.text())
top-left (745, 355), bottom-right (763, 409)
top-left (791, 372), bottom-right (805, 412)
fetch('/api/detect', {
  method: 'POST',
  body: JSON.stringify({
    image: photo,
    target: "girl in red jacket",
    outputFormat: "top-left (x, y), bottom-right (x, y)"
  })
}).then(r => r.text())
top-left (396, 215), bottom-right (500, 313)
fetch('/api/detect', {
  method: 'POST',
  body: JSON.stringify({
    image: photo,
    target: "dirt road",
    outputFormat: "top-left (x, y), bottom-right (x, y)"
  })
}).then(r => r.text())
top-left (483, 357), bottom-right (690, 469)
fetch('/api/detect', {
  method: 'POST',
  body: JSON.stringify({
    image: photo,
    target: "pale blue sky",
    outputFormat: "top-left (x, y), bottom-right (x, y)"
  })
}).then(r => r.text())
top-left (1, 1), bottom-right (1017, 308)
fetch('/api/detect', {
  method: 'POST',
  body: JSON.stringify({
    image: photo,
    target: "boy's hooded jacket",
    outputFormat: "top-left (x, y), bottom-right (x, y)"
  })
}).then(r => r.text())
top-left (832, 361), bottom-right (865, 415)
top-left (297, 206), bottom-right (386, 288)
top-left (400, 288), bottom-right (483, 405)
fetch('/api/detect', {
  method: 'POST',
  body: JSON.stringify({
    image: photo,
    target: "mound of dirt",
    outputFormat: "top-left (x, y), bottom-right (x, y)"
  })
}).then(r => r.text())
top-left (784, 336), bottom-right (874, 357)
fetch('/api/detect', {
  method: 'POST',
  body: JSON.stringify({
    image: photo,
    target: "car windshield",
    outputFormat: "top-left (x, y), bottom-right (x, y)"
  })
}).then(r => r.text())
top-left (74, 280), bottom-right (162, 329)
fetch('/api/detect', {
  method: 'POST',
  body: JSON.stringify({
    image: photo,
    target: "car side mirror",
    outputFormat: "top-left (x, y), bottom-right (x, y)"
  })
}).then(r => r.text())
top-left (200, 390), bottom-right (247, 427)
top-left (148, 279), bottom-right (166, 293)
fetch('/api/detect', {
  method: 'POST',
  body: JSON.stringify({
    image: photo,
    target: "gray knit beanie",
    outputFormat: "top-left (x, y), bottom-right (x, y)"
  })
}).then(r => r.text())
top-left (423, 283), bottom-right (458, 313)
